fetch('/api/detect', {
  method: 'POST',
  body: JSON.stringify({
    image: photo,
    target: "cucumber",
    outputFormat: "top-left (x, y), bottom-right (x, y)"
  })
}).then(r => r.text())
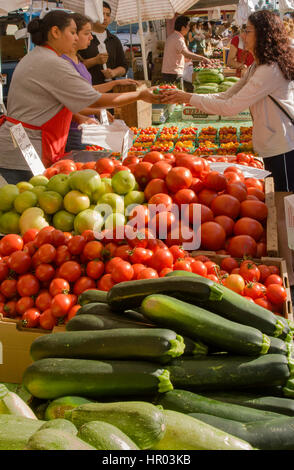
top-left (23, 357), bottom-right (173, 400)
top-left (78, 289), bottom-right (108, 306)
top-left (152, 409), bottom-right (253, 450)
top-left (66, 401), bottom-right (166, 450)
top-left (208, 335), bottom-right (290, 356)
top-left (30, 328), bottom-right (185, 364)
top-left (189, 413), bottom-right (294, 450)
top-left (166, 355), bottom-right (294, 396)
top-left (0, 383), bottom-right (37, 419)
top-left (199, 391), bottom-right (294, 417)
top-left (44, 396), bottom-right (94, 420)
top-left (141, 294), bottom-right (270, 356)
top-left (77, 420), bottom-right (139, 450)
top-left (107, 276), bottom-right (224, 312)
top-left (0, 414), bottom-right (45, 450)
top-left (25, 428), bottom-right (95, 450)
top-left (65, 313), bottom-right (153, 331)
top-left (75, 302), bottom-right (113, 316)
top-left (157, 389), bottom-right (284, 422)
top-left (166, 271), bottom-right (288, 338)
top-left (183, 336), bottom-right (208, 356)
top-left (39, 418), bottom-right (78, 435)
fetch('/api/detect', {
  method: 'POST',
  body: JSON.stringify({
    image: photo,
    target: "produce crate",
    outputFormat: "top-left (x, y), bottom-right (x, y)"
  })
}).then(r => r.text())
top-left (0, 314), bottom-right (65, 383)
top-left (190, 252), bottom-right (293, 321)
top-left (113, 81), bottom-right (152, 128)
top-left (264, 177), bottom-right (279, 257)
top-left (220, 109), bottom-right (252, 122)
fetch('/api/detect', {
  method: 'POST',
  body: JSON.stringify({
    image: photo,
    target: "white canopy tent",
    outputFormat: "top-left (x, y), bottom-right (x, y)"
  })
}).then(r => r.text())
top-left (279, 0), bottom-right (294, 14)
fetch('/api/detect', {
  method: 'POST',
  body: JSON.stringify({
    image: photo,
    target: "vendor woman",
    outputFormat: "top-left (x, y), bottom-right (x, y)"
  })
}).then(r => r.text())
top-left (0, 10), bottom-right (158, 184)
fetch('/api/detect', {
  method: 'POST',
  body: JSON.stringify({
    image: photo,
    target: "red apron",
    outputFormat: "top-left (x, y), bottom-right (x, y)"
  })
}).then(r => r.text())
top-left (0, 45), bottom-right (73, 168)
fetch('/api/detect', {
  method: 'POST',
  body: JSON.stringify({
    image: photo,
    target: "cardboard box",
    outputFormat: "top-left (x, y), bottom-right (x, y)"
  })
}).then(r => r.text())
top-left (220, 109), bottom-right (252, 122)
top-left (0, 315), bottom-right (65, 384)
top-left (182, 104), bottom-right (219, 122)
top-left (113, 81), bottom-right (152, 128)
top-left (0, 36), bottom-right (26, 61)
top-left (190, 253), bottom-right (293, 321)
top-left (265, 177), bottom-right (279, 257)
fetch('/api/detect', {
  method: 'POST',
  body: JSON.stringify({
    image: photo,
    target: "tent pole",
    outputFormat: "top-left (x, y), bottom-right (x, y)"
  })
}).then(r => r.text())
top-left (136, 0), bottom-right (148, 81)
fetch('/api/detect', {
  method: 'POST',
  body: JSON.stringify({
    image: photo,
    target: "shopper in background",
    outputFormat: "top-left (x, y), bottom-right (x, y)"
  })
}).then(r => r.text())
top-left (161, 10), bottom-right (294, 191)
top-left (79, 2), bottom-right (128, 85)
top-left (161, 15), bottom-right (211, 88)
top-left (194, 20), bottom-right (206, 56)
top-left (187, 22), bottom-right (198, 53)
top-left (227, 24), bottom-right (255, 77)
top-left (62, 13), bottom-right (137, 152)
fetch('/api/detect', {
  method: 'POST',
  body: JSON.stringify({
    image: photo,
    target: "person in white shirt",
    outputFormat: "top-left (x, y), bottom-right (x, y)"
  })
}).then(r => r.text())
top-left (161, 10), bottom-right (294, 192)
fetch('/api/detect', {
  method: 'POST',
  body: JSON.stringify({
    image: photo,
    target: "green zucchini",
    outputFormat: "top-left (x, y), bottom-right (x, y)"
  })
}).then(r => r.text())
top-left (141, 294), bottom-right (270, 356)
top-left (0, 383), bottom-right (37, 419)
top-left (44, 396), bottom-right (94, 420)
top-left (39, 418), bottom-right (78, 435)
top-left (107, 276), bottom-right (224, 312)
top-left (75, 302), bottom-right (112, 316)
top-left (189, 413), bottom-right (294, 450)
top-left (66, 401), bottom-right (166, 450)
top-left (166, 270), bottom-right (288, 338)
top-left (65, 313), bottom-right (153, 331)
top-left (166, 355), bottom-right (294, 396)
top-left (0, 414), bottom-right (45, 450)
top-left (30, 328), bottom-right (185, 364)
top-left (23, 357), bottom-right (173, 400)
top-left (152, 409), bottom-right (253, 450)
top-left (77, 420), bottom-right (139, 450)
top-left (183, 336), bottom-right (208, 356)
top-left (199, 391), bottom-right (294, 416)
top-left (157, 389), bottom-right (284, 422)
top-left (78, 289), bottom-right (108, 306)
top-left (207, 335), bottom-right (290, 356)
top-left (25, 428), bottom-right (95, 450)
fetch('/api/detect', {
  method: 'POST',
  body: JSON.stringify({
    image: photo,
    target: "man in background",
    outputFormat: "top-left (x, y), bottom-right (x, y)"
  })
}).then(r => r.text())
top-left (80, 1), bottom-right (128, 85)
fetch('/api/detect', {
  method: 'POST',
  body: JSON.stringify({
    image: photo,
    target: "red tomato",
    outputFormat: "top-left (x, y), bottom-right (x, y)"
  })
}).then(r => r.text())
top-left (105, 257), bottom-right (124, 274)
top-left (254, 297), bottom-right (275, 311)
top-left (227, 235), bottom-right (257, 258)
top-left (51, 294), bottom-right (73, 318)
top-left (16, 296), bottom-right (35, 316)
top-left (214, 215), bottom-right (235, 236)
top-left (49, 278), bottom-right (70, 297)
top-left (191, 204), bottom-right (213, 225)
top-left (8, 251), bottom-right (31, 274)
top-left (233, 217), bottom-right (264, 241)
top-left (211, 194), bottom-right (240, 219)
top-left (52, 159), bottom-right (76, 174)
top-left (266, 284), bottom-right (287, 306)
top-left (114, 244), bottom-right (131, 261)
top-left (206, 274), bottom-right (219, 283)
top-left (240, 200), bottom-right (268, 221)
top-left (148, 248), bottom-right (174, 272)
top-left (247, 187), bottom-right (265, 201)
top-left (83, 241), bottom-right (103, 261)
top-left (223, 274), bottom-right (245, 294)
top-left (239, 261), bottom-right (261, 282)
top-left (35, 263), bottom-right (55, 283)
top-left (200, 222), bottom-right (226, 251)
top-left (129, 247), bottom-right (153, 265)
top-left (165, 167), bottom-right (193, 192)
top-left (173, 189), bottom-right (198, 205)
top-left (151, 211), bottom-right (176, 236)
top-left (3, 300), bottom-right (18, 317)
top-left (245, 177), bottom-right (264, 192)
top-left (34, 226), bottom-right (55, 247)
top-left (51, 229), bottom-right (67, 247)
top-left (35, 244), bottom-right (56, 264)
top-left (149, 161), bottom-right (172, 180)
top-left (226, 183), bottom-right (247, 202)
top-left (0, 262), bottom-right (9, 283)
top-left (22, 228), bottom-right (39, 244)
top-left (55, 245), bottom-right (72, 266)
top-left (236, 153), bottom-right (252, 165)
top-left (0, 234), bottom-right (23, 256)
top-left (81, 230), bottom-right (95, 242)
top-left (159, 267), bottom-right (173, 277)
top-left (190, 177), bottom-right (204, 194)
top-left (204, 171), bottom-right (227, 191)
top-left (66, 304), bottom-right (81, 322)
top-left (23, 241), bottom-right (38, 257)
top-left (95, 158), bottom-right (115, 174)
top-left (97, 274), bottom-right (115, 291)
top-left (175, 155), bottom-right (204, 178)
top-left (112, 165), bottom-right (131, 176)
top-left (86, 260), bottom-right (104, 280)
top-left (128, 205), bottom-right (150, 229)
top-left (265, 274), bottom-right (283, 287)
top-left (17, 274), bottom-right (40, 297)
top-left (21, 308), bottom-right (41, 328)
top-left (144, 179), bottom-right (169, 201)
top-left (58, 261), bottom-right (82, 283)
top-left (133, 162), bottom-right (152, 188)
top-left (256, 242), bottom-right (267, 258)
top-left (224, 172), bottom-right (243, 185)
top-left (190, 260), bottom-right (207, 277)
top-left (123, 156), bottom-right (140, 166)
top-left (111, 261), bottom-right (134, 283)
top-left (148, 193), bottom-right (173, 211)
top-left (169, 245), bottom-right (187, 262)
top-left (220, 257), bottom-right (239, 273)
top-left (143, 151), bottom-right (165, 164)
top-left (258, 264), bottom-right (272, 282)
top-left (173, 260), bottom-right (192, 272)
top-left (35, 291), bottom-right (52, 312)
top-left (73, 277), bottom-right (96, 296)
top-left (136, 268), bottom-right (159, 279)
top-left (204, 261), bottom-right (220, 276)
top-left (67, 235), bottom-right (87, 255)
top-left (131, 263), bottom-right (146, 279)
top-left (163, 153), bottom-right (176, 165)
top-left (39, 308), bottom-right (56, 330)
top-left (268, 265), bottom-right (280, 275)
top-left (197, 189), bottom-right (218, 207)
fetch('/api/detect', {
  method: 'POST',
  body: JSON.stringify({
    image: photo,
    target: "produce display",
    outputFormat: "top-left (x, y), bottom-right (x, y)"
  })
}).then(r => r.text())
top-left (193, 68), bottom-right (240, 94)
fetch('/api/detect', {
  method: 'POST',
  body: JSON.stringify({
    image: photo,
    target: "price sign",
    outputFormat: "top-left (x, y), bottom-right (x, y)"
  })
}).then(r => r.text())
top-left (10, 123), bottom-right (45, 176)
top-left (121, 130), bottom-right (130, 161)
top-left (100, 109), bottom-right (109, 126)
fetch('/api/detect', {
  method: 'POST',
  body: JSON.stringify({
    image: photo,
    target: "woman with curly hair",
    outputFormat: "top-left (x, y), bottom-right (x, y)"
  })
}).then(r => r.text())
top-left (162, 10), bottom-right (294, 191)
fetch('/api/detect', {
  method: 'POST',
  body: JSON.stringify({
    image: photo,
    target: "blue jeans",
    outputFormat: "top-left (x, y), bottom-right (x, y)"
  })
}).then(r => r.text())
top-left (0, 168), bottom-right (33, 185)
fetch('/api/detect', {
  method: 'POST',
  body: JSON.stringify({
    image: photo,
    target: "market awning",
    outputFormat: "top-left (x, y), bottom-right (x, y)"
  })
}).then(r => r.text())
top-left (188, 0), bottom-right (239, 9)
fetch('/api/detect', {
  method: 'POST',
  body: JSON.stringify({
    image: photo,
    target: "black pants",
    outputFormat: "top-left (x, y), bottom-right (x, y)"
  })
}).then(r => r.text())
top-left (0, 168), bottom-right (33, 185)
top-left (263, 149), bottom-right (294, 192)
top-left (161, 73), bottom-right (194, 93)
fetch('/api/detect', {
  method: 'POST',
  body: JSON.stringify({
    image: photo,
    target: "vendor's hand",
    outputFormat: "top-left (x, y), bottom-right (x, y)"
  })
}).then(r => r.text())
top-left (96, 53), bottom-right (108, 65)
top-left (116, 78), bottom-right (140, 86)
top-left (139, 87), bottom-right (161, 104)
top-left (201, 56), bottom-right (213, 64)
top-left (76, 115), bottom-right (98, 126)
top-left (102, 68), bottom-right (116, 79)
top-left (160, 89), bottom-right (192, 105)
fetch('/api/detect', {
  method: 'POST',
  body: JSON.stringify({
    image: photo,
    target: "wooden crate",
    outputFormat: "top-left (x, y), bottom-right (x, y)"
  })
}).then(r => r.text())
top-left (190, 252), bottom-right (293, 321)
top-left (0, 314), bottom-right (65, 383)
top-left (113, 80), bottom-right (152, 129)
top-left (265, 177), bottom-right (279, 257)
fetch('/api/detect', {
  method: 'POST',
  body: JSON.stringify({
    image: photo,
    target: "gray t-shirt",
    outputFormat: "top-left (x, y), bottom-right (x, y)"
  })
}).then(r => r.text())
top-left (0, 46), bottom-right (101, 170)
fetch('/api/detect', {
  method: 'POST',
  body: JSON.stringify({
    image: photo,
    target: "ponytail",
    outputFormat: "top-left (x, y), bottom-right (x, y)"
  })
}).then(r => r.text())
top-left (27, 10), bottom-right (74, 46)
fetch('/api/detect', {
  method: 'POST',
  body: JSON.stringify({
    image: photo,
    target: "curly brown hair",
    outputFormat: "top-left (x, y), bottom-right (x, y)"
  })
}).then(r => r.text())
top-left (248, 10), bottom-right (294, 80)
